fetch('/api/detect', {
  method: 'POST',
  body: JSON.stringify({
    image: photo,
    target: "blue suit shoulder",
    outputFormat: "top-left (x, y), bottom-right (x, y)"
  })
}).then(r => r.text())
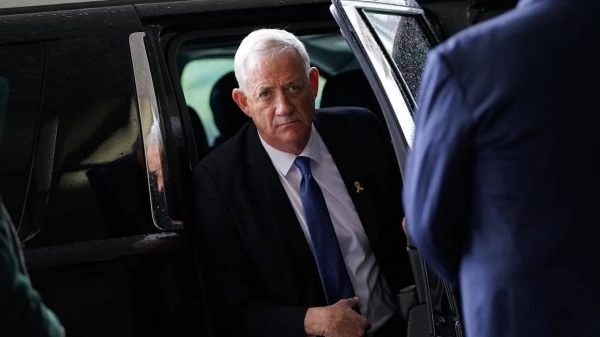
top-left (433, 1), bottom-right (577, 71)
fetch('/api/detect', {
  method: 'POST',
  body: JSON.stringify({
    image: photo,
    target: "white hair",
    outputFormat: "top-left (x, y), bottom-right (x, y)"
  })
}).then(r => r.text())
top-left (234, 28), bottom-right (311, 92)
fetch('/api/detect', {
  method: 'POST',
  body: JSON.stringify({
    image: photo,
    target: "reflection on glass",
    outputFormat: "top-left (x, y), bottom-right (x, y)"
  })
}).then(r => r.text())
top-left (130, 32), bottom-right (182, 230)
top-left (83, 108), bottom-right (156, 239)
top-left (144, 116), bottom-right (183, 228)
top-left (342, 5), bottom-right (415, 147)
top-left (364, 11), bottom-right (431, 101)
top-left (146, 119), bottom-right (164, 193)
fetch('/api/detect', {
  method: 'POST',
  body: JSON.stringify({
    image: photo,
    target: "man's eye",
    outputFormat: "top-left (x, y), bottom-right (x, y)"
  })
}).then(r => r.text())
top-left (260, 90), bottom-right (271, 98)
top-left (289, 85), bottom-right (301, 92)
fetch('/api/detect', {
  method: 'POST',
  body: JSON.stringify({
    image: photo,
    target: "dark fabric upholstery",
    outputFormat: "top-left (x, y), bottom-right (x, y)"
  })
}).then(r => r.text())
top-left (209, 72), bottom-right (250, 148)
top-left (188, 106), bottom-right (210, 160)
top-left (319, 69), bottom-right (384, 125)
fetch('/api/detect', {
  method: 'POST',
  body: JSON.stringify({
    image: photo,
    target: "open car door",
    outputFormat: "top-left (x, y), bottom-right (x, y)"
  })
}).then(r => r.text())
top-left (330, 1), bottom-right (463, 336)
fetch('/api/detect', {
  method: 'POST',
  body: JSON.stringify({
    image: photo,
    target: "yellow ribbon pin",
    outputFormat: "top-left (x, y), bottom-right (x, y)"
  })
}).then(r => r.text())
top-left (354, 181), bottom-right (364, 193)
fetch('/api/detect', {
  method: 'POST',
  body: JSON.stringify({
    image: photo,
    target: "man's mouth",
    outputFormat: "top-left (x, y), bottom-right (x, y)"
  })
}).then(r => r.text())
top-left (279, 120), bottom-right (299, 126)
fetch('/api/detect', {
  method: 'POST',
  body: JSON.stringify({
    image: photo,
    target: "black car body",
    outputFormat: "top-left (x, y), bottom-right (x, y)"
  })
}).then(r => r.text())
top-left (0, 0), bottom-right (515, 336)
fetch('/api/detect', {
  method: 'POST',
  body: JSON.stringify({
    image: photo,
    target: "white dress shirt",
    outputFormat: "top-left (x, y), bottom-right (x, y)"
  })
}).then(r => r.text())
top-left (259, 125), bottom-right (396, 333)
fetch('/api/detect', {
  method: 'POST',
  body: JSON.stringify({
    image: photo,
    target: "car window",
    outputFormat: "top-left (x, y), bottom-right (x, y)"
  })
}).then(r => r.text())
top-left (22, 26), bottom-right (151, 247)
top-left (364, 11), bottom-right (431, 101)
top-left (0, 44), bottom-right (45, 227)
top-left (181, 58), bottom-right (234, 147)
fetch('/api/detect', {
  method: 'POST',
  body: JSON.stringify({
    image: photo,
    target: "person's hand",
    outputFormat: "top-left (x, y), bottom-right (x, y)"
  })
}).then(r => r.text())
top-left (304, 297), bottom-right (370, 337)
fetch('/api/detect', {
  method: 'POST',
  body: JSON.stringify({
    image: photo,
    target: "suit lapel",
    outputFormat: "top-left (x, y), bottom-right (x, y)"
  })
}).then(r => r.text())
top-left (244, 124), bottom-right (320, 282)
top-left (313, 112), bottom-right (384, 254)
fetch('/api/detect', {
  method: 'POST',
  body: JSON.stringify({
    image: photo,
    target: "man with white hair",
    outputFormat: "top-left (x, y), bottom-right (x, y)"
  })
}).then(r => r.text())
top-left (191, 28), bottom-right (410, 337)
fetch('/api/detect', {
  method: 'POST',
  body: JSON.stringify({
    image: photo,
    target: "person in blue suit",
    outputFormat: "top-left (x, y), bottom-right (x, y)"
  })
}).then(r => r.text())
top-left (403, 0), bottom-right (600, 336)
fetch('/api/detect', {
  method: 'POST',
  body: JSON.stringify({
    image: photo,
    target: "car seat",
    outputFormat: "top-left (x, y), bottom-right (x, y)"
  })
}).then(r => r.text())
top-left (209, 71), bottom-right (250, 148)
top-left (187, 106), bottom-right (210, 160)
top-left (319, 69), bottom-right (385, 125)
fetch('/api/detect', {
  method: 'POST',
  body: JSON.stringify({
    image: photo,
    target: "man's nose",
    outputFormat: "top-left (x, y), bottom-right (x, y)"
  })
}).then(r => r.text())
top-left (274, 91), bottom-right (292, 115)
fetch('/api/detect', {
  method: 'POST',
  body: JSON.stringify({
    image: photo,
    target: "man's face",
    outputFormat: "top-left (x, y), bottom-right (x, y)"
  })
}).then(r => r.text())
top-left (232, 51), bottom-right (319, 154)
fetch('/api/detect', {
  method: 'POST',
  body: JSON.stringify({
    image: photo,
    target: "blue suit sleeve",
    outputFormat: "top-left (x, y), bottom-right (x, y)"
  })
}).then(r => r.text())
top-left (403, 50), bottom-right (472, 285)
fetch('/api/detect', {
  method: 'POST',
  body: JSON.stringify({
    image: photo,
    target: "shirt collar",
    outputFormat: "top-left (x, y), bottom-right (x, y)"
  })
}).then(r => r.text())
top-left (259, 124), bottom-right (321, 176)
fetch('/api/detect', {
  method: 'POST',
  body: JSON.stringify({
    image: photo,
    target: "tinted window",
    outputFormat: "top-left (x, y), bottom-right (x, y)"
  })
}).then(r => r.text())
top-left (181, 58), bottom-right (235, 147)
top-left (0, 44), bottom-right (45, 226)
top-left (364, 12), bottom-right (431, 100)
top-left (22, 22), bottom-right (152, 248)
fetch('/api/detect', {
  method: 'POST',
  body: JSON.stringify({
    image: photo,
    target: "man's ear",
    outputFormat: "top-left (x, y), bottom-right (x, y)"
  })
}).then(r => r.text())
top-left (232, 89), bottom-right (251, 117)
top-left (308, 67), bottom-right (319, 99)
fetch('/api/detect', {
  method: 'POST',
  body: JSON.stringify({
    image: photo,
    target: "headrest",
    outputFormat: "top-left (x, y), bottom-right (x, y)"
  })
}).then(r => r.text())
top-left (209, 71), bottom-right (249, 139)
top-left (319, 69), bottom-right (381, 119)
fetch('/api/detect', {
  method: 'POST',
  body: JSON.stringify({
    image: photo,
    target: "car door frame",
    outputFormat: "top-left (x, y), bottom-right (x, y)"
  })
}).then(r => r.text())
top-left (329, 1), bottom-right (464, 336)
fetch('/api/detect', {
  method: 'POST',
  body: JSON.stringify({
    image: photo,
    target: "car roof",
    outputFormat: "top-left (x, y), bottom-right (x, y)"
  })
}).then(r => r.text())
top-left (0, 0), bottom-right (423, 16)
top-left (0, 0), bottom-right (329, 15)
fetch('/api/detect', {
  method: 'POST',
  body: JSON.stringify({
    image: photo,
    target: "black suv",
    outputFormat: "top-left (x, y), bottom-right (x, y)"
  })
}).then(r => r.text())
top-left (0, 0), bottom-right (515, 336)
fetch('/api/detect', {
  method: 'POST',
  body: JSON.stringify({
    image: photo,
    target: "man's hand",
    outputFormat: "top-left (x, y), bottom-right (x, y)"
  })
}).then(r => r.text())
top-left (304, 297), bottom-right (370, 337)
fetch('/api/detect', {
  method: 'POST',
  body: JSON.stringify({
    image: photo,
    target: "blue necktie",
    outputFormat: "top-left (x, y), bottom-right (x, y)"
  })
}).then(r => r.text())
top-left (294, 156), bottom-right (356, 304)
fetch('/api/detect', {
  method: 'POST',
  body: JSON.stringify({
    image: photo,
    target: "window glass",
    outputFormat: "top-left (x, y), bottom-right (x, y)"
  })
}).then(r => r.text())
top-left (315, 76), bottom-right (327, 109)
top-left (0, 44), bottom-right (45, 226)
top-left (24, 35), bottom-right (152, 248)
top-left (181, 58), bottom-right (234, 147)
top-left (364, 11), bottom-right (431, 100)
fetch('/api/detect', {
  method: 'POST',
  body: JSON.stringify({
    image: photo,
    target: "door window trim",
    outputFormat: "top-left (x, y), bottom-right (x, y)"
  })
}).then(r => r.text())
top-left (340, 4), bottom-right (415, 148)
top-left (332, 2), bottom-right (463, 336)
top-left (129, 31), bottom-right (182, 230)
top-left (342, 0), bottom-right (422, 15)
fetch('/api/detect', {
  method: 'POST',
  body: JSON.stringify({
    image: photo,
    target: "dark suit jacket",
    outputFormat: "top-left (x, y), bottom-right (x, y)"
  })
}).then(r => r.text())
top-left (191, 107), bottom-right (411, 337)
top-left (404, 0), bottom-right (600, 336)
